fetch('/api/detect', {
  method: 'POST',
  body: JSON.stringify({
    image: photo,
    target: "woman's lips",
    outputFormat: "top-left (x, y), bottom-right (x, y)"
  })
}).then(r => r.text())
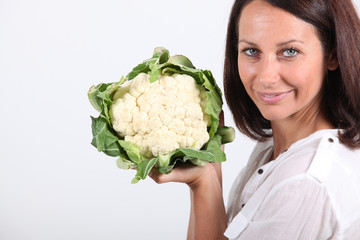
top-left (258, 91), bottom-right (292, 104)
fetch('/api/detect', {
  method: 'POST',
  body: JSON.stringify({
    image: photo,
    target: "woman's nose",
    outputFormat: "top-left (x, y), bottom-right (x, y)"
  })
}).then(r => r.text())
top-left (257, 55), bottom-right (280, 87)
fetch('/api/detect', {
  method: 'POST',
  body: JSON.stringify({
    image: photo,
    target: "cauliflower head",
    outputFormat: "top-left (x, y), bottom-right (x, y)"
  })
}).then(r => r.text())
top-left (110, 72), bottom-right (211, 158)
top-left (88, 47), bottom-right (235, 183)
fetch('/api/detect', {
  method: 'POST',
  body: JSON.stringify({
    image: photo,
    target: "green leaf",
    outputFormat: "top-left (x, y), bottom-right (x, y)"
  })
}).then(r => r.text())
top-left (167, 55), bottom-right (195, 68)
top-left (88, 85), bottom-right (102, 112)
top-left (157, 148), bottom-right (215, 174)
top-left (88, 82), bottom-right (114, 112)
top-left (127, 62), bottom-right (150, 80)
top-left (90, 116), bottom-right (120, 156)
top-left (152, 47), bottom-right (169, 61)
top-left (118, 140), bottom-right (144, 164)
top-left (203, 134), bottom-right (226, 162)
top-left (190, 158), bottom-right (208, 166)
top-left (175, 148), bottom-right (216, 162)
top-left (116, 157), bottom-right (136, 170)
top-left (132, 158), bottom-right (158, 184)
top-left (149, 68), bottom-right (161, 83)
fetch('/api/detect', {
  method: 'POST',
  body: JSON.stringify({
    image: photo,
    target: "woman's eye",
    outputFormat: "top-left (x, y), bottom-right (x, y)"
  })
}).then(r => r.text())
top-left (282, 48), bottom-right (299, 57)
top-left (242, 48), bottom-right (258, 57)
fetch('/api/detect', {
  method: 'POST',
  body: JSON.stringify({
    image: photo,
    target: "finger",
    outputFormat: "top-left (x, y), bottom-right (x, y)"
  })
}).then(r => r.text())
top-left (148, 168), bottom-right (175, 184)
top-left (149, 164), bottom-right (202, 184)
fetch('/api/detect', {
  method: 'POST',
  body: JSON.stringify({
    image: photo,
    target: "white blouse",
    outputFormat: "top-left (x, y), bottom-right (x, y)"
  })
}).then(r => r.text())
top-left (224, 129), bottom-right (360, 240)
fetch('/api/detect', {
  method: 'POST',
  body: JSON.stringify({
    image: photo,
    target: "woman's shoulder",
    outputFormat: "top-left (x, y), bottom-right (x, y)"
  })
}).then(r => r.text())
top-left (305, 129), bottom-right (360, 183)
top-left (308, 130), bottom-right (360, 227)
top-left (271, 129), bottom-right (360, 188)
top-left (263, 129), bottom-right (360, 176)
top-left (274, 129), bottom-right (360, 229)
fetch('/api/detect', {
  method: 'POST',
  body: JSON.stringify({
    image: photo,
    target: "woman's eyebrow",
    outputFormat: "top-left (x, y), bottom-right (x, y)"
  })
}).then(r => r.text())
top-left (238, 39), bottom-right (258, 46)
top-left (276, 39), bottom-right (304, 47)
top-left (238, 39), bottom-right (304, 46)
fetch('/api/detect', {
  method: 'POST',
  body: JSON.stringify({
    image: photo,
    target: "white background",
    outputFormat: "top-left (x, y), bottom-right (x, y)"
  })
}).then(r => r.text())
top-left (1, 1), bottom-right (359, 240)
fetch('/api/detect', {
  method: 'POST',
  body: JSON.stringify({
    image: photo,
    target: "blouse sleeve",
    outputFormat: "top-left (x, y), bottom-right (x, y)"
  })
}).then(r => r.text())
top-left (237, 174), bottom-right (336, 240)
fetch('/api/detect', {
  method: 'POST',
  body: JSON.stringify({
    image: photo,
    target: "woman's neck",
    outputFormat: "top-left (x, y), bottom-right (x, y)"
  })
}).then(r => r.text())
top-left (270, 110), bottom-right (334, 161)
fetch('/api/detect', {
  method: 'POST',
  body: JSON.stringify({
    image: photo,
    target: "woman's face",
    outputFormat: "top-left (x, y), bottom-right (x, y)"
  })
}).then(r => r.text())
top-left (237, 0), bottom-right (329, 123)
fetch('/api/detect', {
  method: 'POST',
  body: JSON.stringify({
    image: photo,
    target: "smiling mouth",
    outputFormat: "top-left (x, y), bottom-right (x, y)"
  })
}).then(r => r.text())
top-left (258, 91), bottom-right (292, 104)
top-left (263, 94), bottom-right (279, 97)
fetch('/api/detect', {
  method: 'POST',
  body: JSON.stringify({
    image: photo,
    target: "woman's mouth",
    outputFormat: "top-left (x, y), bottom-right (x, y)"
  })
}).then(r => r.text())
top-left (258, 91), bottom-right (292, 104)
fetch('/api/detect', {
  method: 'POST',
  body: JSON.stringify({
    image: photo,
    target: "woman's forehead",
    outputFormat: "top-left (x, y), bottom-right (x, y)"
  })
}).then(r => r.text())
top-left (238, 0), bottom-right (317, 43)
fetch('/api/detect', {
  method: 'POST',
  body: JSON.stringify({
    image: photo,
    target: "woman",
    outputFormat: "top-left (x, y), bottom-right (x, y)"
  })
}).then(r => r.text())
top-left (150, 0), bottom-right (360, 239)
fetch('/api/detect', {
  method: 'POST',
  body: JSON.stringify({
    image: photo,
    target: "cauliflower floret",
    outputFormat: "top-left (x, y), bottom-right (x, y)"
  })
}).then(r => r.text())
top-left (132, 111), bottom-right (148, 135)
top-left (185, 102), bottom-right (203, 120)
top-left (168, 118), bottom-right (186, 135)
top-left (174, 105), bottom-right (186, 119)
top-left (147, 126), bottom-right (180, 156)
top-left (148, 115), bottom-right (162, 131)
top-left (110, 72), bottom-right (210, 158)
top-left (129, 73), bottom-right (150, 98)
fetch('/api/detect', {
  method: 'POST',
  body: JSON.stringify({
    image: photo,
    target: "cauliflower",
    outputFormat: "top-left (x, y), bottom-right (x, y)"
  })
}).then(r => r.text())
top-left (110, 73), bottom-right (210, 158)
top-left (88, 47), bottom-right (235, 183)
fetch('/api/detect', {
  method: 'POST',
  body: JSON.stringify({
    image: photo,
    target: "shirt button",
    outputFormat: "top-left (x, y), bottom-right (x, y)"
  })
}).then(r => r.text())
top-left (258, 169), bottom-right (264, 174)
top-left (328, 138), bottom-right (334, 143)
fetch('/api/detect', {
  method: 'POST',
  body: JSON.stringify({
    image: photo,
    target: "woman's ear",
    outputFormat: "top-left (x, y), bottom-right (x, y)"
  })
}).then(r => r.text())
top-left (327, 49), bottom-right (339, 71)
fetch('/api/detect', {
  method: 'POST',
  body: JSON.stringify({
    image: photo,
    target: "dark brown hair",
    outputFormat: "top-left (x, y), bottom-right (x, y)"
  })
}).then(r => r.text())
top-left (224, 0), bottom-right (360, 149)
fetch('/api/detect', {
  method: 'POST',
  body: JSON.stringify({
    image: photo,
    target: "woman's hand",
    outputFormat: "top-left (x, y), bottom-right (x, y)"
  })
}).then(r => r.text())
top-left (149, 161), bottom-right (221, 190)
